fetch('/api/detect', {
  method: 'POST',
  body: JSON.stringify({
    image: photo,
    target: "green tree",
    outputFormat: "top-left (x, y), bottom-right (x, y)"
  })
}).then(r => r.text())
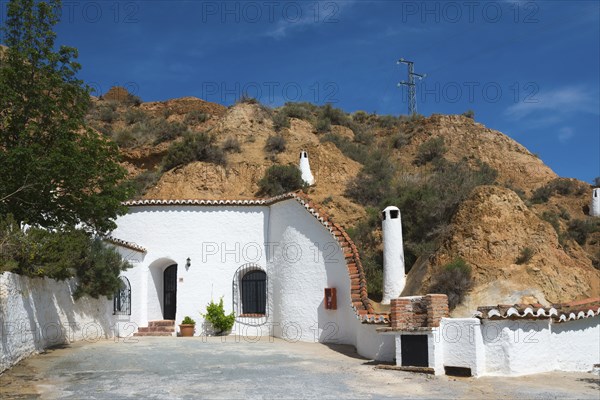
top-left (0, 0), bottom-right (130, 233)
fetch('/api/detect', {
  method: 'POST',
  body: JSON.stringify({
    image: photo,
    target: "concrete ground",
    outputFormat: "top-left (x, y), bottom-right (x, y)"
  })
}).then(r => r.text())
top-left (0, 337), bottom-right (598, 399)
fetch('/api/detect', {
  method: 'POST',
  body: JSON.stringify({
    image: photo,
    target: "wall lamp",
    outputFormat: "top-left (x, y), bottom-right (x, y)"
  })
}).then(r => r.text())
top-left (185, 257), bottom-right (191, 270)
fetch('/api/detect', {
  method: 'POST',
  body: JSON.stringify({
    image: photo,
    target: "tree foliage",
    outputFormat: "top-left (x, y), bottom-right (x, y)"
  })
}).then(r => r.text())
top-left (0, 215), bottom-right (131, 298)
top-left (0, 0), bottom-right (130, 234)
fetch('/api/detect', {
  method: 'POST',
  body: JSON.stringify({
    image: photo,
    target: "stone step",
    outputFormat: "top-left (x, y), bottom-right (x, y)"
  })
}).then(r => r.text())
top-left (133, 331), bottom-right (173, 337)
top-left (137, 326), bottom-right (175, 333)
top-left (148, 320), bottom-right (175, 327)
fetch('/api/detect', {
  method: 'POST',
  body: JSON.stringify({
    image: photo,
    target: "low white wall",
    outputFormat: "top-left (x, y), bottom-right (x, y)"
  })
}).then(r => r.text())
top-left (440, 318), bottom-right (485, 376)
top-left (0, 272), bottom-right (116, 373)
top-left (552, 316), bottom-right (600, 371)
top-left (482, 319), bottom-right (552, 376)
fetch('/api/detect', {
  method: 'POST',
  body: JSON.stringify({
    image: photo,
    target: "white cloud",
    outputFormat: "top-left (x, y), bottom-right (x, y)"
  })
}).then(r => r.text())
top-left (264, 1), bottom-right (357, 39)
top-left (505, 85), bottom-right (600, 120)
top-left (557, 126), bottom-right (575, 143)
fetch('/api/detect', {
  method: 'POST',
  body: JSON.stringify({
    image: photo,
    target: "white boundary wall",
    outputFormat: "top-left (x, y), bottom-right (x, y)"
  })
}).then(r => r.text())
top-left (434, 316), bottom-right (599, 376)
top-left (0, 272), bottom-right (116, 373)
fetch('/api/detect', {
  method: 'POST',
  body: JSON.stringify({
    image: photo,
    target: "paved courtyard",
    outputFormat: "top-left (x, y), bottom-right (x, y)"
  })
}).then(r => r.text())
top-left (1, 337), bottom-right (598, 399)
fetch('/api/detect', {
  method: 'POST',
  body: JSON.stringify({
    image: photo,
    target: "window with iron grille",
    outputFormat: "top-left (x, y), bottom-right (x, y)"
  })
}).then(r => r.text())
top-left (113, 276), bottom-right (131, 316)
top-left (233, 264), bottom-right (268, 325)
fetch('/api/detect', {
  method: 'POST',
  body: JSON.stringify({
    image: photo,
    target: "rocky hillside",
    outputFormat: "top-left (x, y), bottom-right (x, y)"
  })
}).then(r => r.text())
top-left (88, 87), bottom-right (600, 315)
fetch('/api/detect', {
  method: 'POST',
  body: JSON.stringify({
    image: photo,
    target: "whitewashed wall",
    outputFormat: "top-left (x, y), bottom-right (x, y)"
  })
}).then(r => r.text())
top-left (440, 318), bottom-right (486, 376)
top-left (482, 319), bottom-right (553, 376)
top-left (551, 317), bottom-right (600, 371)
top-left (0, 272), bottom-right (116, 373)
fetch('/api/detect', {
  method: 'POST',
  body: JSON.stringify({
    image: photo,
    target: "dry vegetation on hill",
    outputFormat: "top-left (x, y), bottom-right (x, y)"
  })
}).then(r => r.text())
top-left (87, 87), bottom-right (600, 314)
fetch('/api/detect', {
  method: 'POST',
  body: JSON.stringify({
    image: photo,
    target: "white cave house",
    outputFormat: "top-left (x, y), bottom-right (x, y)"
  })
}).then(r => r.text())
top-left (106, 192), bottom-right (600, 376)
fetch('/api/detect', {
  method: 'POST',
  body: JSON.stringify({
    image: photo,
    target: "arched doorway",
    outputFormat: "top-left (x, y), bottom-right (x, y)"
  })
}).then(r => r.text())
top-left (163, 264), bottom-right (177, 320)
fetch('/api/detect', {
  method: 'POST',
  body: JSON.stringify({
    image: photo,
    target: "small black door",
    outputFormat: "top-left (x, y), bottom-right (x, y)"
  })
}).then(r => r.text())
top-left (163, 264), bottom-right (177, 320)
top-left (401, 335), bottom-right (429, 367)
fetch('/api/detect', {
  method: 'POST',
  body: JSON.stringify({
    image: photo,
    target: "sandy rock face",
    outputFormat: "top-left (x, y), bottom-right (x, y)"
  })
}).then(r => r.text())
top-left (404, 186), bottom-right (600, 316)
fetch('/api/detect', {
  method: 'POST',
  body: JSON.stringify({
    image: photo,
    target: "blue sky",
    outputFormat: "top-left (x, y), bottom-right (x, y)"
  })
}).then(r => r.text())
top-left (2, 0), bottom-right (598, 182)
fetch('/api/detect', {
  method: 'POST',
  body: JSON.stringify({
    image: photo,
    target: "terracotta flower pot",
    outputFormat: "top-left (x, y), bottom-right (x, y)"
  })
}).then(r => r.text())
top-left (179, 324), bottom-right (195, 337)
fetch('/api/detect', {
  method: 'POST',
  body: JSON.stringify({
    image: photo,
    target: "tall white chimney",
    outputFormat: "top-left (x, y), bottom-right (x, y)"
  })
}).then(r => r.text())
top-left (591, 188), bottom-right (600, 217)
top-left (381, 206), bottom-right (405, 304)
top-left (299, 150), bottom-right (314, 185)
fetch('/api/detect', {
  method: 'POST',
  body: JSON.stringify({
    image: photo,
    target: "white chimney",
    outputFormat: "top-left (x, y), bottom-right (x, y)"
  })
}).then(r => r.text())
top-left (299, 150), bottom-right (314, 185)
top-left (381, 206), bottom-right (406, 304)
top-left (591, 188), bottom-right (600, 217)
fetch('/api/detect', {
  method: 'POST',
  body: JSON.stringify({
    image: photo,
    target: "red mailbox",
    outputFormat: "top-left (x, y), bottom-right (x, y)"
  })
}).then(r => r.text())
top-left (324, 288), bottom-right (337, 310)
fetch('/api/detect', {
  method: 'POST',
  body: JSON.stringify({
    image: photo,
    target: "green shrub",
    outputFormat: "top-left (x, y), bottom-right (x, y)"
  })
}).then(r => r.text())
top-left (272, 112), bottom-right (290, 131)
top-left (264, 135), bottom-right (286, 154)
top-left (593, 249), bottom-right (600, 270)
top-left (516, 247), bottom-right (534, 264)
top-left (567, 219), bottom-right (600, 245)
top-left (126, 170), bottom-right (162, 198)
top-left (391, 132), bottom-right (411, 149)
top-left (320, 133), bottom-right (369, 164)
top-left (414, 137), bottom-right (447, 165)
top-left (540, 211), bottom-right (568, 247)
top-left (162, 132), bottom-right (226, 171)
top-left (113, 128), bottom-right (136, 148)
top-left (280, 102), bottom-right (314, 120)
top-left (181, 316), bottom-right (196, 325)
top-left (152, 121), bottom-right (188, 144)
top-left (319, 103), bottom-right (350, 126)
top-left (202, 298), bottom-right (235, 335)
top-left (236, 94), bottom-right (259, 104)
top-left (346, 150), bottom-right (396, 206)
top-left (558, 206), bottom-right (571, 220)
top-left (124, 108), bottom-right (148, 125)
top-left (352, 110), bottom-right (370, 124)
top-left (428, 258), bottom-right (472, 310)
top-left (184, 110), bottom-right (209, 125)
top-left (258, 165), bottom-right (304, 196)
top-left (530, 178), bottom-right (587, 204)
top-left (97, 103), bottom-right (117, 123)
top-left (377, 115), bottom-right (399, 129)
top-left (462, 110), bottom-right (475, 119)
top-left (222, 136), bottom-right (242, 153)
top-left (315, 117), bottom-right (331, 133)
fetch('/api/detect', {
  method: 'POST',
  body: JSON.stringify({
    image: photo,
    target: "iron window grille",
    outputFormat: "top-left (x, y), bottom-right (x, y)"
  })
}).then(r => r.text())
top-left (113, 276), bottom-right (131, 316)
top-left (233, 263), bottom-right (268, 326)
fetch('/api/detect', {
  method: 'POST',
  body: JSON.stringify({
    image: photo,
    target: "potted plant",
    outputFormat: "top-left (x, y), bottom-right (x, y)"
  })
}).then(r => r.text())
top-left (202, 297), bottom-right (235, 336)
top-left (179, 316), bottom-right (196, 337)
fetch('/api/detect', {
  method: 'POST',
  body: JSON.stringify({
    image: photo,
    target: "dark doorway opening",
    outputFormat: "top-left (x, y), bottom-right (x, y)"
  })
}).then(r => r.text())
top-left (444, 366), bottom-right (472, 377)
top-left (401, 335), bottom-right (429, 367)
top-left (163, 264), bottom-right (177, 320)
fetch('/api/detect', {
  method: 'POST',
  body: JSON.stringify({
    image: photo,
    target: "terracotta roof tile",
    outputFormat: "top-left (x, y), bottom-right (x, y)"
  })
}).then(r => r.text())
top-left (475, 298), bottom-right (600, 323)
top-left (104, 236), bottom-right (147, 253)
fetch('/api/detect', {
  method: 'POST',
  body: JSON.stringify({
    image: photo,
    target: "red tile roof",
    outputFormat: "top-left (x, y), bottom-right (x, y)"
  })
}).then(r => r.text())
top-left (476, 297), bottom-right (600, 323)
top-left (104, 236), bottom-right (147, 253)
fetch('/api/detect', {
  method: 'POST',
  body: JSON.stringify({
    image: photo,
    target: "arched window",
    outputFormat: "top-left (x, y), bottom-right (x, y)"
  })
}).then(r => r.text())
top-left (113, 276), bottom-right (131, 316)
top-left (241, 270), bottom-right (267, 315)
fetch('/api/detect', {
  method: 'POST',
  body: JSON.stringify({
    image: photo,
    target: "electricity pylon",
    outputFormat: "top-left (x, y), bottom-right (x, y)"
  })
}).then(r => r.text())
top-left (397, 58), bottom-right (426, 115)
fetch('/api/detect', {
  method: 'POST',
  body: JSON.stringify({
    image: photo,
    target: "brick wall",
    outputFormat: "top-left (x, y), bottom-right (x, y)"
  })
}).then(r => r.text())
top-left (390, 294), bottom-right (449, 329)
